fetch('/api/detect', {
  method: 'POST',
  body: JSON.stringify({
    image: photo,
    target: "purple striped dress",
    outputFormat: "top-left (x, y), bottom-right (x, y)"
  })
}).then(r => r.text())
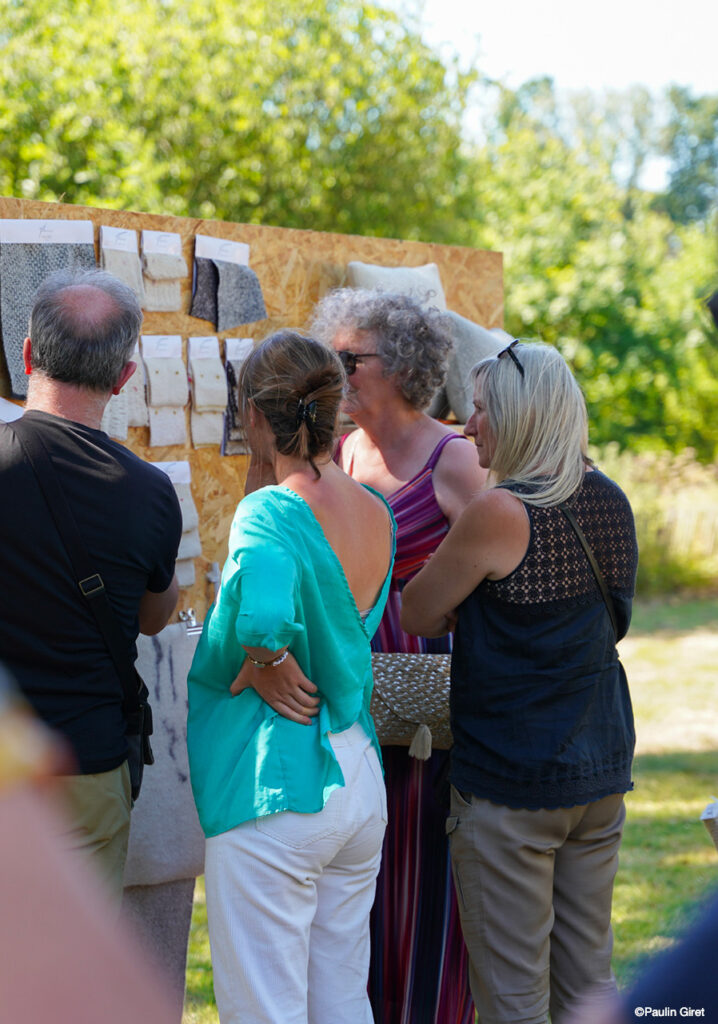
top-left (338, 433), bottom-right (475, 1024)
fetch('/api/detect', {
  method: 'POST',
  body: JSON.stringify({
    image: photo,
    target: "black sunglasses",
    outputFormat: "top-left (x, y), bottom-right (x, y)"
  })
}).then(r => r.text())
top-left (497, 339), bottom-right (525, 378)
top-left (337, 350), bottom-right (382, 376)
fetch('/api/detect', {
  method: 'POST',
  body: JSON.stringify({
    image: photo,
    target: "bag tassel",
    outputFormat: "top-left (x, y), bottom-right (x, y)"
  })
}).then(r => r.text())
top-left (408, 723), bottom-right (433, 760)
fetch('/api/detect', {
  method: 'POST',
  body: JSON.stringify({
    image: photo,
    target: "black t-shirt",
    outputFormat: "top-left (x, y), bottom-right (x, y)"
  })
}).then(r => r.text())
top-left (0, 410), bottom-right (182, 772)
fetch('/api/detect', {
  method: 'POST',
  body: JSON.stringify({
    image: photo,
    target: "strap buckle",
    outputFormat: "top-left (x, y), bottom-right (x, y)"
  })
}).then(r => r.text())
top-left (79, 574), bottom-right (105, 597)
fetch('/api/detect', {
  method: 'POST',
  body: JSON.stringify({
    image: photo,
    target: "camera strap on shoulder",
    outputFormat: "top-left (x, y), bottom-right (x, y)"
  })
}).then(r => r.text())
top-left (8, 418), bottom-right (146, 718)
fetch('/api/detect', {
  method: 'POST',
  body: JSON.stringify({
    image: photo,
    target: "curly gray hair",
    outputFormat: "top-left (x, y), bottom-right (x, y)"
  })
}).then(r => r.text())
top-left (310, 288), bottom-right (452, 410)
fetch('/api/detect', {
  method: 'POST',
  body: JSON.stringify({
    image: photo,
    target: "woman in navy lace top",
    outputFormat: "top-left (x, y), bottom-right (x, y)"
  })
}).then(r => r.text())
top-left (402, 341), bottom-right (638, 1024)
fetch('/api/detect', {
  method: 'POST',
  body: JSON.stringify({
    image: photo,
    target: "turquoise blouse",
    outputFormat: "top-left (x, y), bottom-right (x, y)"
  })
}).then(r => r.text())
top-left (187, 485), bottom-right (396, 838)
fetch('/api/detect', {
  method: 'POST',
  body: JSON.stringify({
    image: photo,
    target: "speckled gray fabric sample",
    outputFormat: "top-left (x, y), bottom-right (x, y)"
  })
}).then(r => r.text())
top-left (189, 258), bottom-right (219, 325)
top-left (0, 241), bottom-right (96, 398)
top-left (214, 260), bottom-right (267, 331)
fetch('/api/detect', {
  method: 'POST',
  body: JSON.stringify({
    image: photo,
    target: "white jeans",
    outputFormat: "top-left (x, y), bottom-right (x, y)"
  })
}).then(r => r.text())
top-left (204, 723), bottom-right (387, 1024)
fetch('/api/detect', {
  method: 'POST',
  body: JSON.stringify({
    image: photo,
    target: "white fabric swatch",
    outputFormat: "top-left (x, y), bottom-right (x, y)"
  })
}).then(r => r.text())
top-left (191, 410), bottom-right (225, 448)
top-left (190, 355), bottom-right (228, 412)
top-left (148, 406), bottom-right (187, 447)
top-left (175, 558), bottom-right (196, 589)
top-left (172, 482), bottom-right (199, 532)
top-left (144, 357), bottom-right (188, 408)
top-left (100, 246), bottom-right (145, 304)
top-left (100, 389), bottom-right (128, 441)
top-left (178, 528), bottom-right (202, 560)
top-left (126, 360), bottom-right (149, 427)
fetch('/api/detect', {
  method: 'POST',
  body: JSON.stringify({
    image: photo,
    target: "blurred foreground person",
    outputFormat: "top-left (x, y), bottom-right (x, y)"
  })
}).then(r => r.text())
top-left (403, 341), bottom-right (638, 1024)
top-left (0, 663), bottom-right (177, 1024)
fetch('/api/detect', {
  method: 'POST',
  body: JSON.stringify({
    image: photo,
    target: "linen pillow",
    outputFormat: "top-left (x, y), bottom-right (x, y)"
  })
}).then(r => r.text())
top-left (346, 261), bottom-right (447, 311)
top-left (444, 311), bottom-right (506, 422)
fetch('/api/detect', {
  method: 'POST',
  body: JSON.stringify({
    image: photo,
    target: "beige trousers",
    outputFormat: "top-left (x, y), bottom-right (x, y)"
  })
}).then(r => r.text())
top-left (447, 786), bottom-right (626, 1024)
top-left (50, 761), bottom-right (132, 905)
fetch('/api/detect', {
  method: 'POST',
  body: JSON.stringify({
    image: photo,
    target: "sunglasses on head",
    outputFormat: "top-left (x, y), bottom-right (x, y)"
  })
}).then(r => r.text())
top-left (337, 350), bottom-right (382, 376)
top-left (497, 339), bottom-right (525, 378)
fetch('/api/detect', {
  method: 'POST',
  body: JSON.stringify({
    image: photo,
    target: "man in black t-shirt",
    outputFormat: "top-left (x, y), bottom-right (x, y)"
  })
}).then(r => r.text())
top-left (0, 269), bottom-right (182, 899)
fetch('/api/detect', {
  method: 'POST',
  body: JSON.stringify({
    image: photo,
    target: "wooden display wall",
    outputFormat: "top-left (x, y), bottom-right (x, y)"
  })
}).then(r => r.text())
top-left (0, 196), bottom-right (503, 619)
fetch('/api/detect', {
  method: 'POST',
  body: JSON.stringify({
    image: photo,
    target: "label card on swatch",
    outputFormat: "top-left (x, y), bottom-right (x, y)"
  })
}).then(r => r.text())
top-left (141, 335), bottom-right (183, 359)
top-left (0, 220), bottom-right (94, 244)
top-left (150, 461), bottom-right (191, 484)
top-left (141, 230), bottom-right (183, 256)
top-left (194, 234), bottom-right (250, 266)
top-left (225, 337), bottom-right (255, 361)
top-left (188, 336), bottom-right (220, 359)
top-left (100, 226), bottom-right (139, 253)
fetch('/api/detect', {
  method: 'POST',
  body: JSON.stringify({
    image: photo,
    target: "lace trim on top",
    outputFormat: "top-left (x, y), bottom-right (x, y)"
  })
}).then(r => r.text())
top-left (485, 471), bottom-right (637, 606)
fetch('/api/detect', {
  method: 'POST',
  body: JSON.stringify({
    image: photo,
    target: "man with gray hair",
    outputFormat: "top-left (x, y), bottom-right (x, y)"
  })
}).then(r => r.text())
top-left (0, 269), bottom-right (182, 900)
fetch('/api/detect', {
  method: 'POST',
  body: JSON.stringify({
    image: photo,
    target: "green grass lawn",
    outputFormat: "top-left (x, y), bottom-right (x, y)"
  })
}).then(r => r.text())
top-left (181, 598), bottom-right (718, 1021)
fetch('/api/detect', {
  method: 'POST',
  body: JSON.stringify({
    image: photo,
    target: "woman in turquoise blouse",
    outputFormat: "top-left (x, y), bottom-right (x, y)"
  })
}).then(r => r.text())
top-left (187, 331), bottom-right (395, 1024)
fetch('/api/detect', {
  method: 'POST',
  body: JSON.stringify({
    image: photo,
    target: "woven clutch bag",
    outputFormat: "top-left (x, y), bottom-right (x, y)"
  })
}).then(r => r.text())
top-left (370, 652), bottom-right (452, 759)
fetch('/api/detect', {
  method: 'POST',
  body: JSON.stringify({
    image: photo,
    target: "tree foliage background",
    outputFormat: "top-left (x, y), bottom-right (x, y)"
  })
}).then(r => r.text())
top-left (1, 0), bottom-right (717, 458)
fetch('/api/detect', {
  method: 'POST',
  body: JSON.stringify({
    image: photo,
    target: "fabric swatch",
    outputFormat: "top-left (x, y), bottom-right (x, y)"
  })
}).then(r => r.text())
top-left (148, 406), bottom-right (187, 447)
top-left (142, 277), bottom-right (182, 313)
top-left (141, 250), bottom-right (187, 312)
top-left (100, 247), bottom-right (145, 304)
top-left (190, 355), bottom-right (227, 412)
top-left (215, 261), bottom-right (267, 331)
top-left (190, 410), bottom-right (225, 448)
top-left (223, 358), bottom-right (250, 454)
top-left (178, 527), bottom-right (202, 561)
top-left (142, 252), bottom-right (188, 280)
top-left (189, 258), bottom-right (219, 325)
top-left (0, 241), bottom-right (96, 398)
top-left (172, 482), bottom-right (199, 533)
top-left (144, 357), bottom-right (188, 408)
top-left (126, 359), bottom-right (149, 427)
top-left (100, 389), bottom-right (128, 441)
top-left (174, 559), bottom-right (196, 589)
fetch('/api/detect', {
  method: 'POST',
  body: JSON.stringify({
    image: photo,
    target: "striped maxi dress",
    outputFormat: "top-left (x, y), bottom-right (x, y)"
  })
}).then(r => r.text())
top-left (338, 432), bottom-right (475, 1024)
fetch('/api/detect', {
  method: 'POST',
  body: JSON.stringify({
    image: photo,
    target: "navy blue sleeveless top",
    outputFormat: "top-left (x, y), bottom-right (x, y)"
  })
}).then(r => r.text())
top-left (450, 470), bottom-right (638, 810)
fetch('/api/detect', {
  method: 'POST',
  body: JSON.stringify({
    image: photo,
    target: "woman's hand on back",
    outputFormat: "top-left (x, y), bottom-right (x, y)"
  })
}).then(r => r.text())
top-left (230, 653), bottom-right (320, 725)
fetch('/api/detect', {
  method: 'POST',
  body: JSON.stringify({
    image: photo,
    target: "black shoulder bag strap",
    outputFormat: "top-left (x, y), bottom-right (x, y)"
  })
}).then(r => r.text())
top-left (8, 418), bottom-right (146, 719)
top-left (560, 503), bottom-right (619, 640)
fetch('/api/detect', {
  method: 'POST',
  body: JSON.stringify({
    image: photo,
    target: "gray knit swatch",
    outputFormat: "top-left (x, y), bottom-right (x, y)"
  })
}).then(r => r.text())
top-left (189, 258), bottom-right (219, 326)
top-left (0, 241), bottom-right (96, 398)
top-left (214, 260), bottom-right (267, 331)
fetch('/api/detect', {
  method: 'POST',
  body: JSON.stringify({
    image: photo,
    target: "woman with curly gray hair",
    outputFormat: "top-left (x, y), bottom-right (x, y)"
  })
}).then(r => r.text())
top-left (309, 288), bottom-right (485, 1024)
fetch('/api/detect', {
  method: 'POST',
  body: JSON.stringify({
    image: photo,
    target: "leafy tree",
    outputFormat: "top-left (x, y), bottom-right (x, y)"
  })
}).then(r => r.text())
top-left (462, 95), bottom-right (718, 459)
top-left (0, 0), bottom-right (474, 241)
top-left (655, 86), bottom-right (718, 224)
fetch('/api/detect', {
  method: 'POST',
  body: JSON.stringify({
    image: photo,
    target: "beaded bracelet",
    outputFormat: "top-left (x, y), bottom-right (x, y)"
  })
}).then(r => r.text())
top-left (244, 649), bottom-right (290, 669)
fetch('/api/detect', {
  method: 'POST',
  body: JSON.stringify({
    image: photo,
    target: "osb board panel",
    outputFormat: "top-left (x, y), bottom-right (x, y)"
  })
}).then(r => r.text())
top-left (0, 196), bottom-right (503, 618)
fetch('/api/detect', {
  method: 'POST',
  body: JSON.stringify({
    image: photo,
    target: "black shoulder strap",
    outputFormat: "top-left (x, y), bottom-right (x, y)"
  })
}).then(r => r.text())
top-left (9, 418), bottom-right (141, 712)
top-left (560, 503), bottom-right (619, 639)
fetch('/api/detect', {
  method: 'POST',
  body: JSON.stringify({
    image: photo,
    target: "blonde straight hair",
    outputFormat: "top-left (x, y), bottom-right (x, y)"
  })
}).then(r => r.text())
top-left (473, 341), bottom-right (591, 507)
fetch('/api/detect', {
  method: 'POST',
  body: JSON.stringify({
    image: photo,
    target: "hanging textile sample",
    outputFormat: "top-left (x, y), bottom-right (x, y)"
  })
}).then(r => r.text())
top-left (223, 337), bottom-right (254, 455)
top-left (188, 336), bottom-right (226, 448)
top-left (0, 220), bottom-right (96, 398)
top-left (151, 462), bottom-right (202, 590)
top-left (142, 335), bottom-right (188, 447)
top-left (141, 231), bottom-right (187, 312)
top-left (100, 226), bottom-right (144, 303)
top-left (189, 235), bottom-right (266, 330)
